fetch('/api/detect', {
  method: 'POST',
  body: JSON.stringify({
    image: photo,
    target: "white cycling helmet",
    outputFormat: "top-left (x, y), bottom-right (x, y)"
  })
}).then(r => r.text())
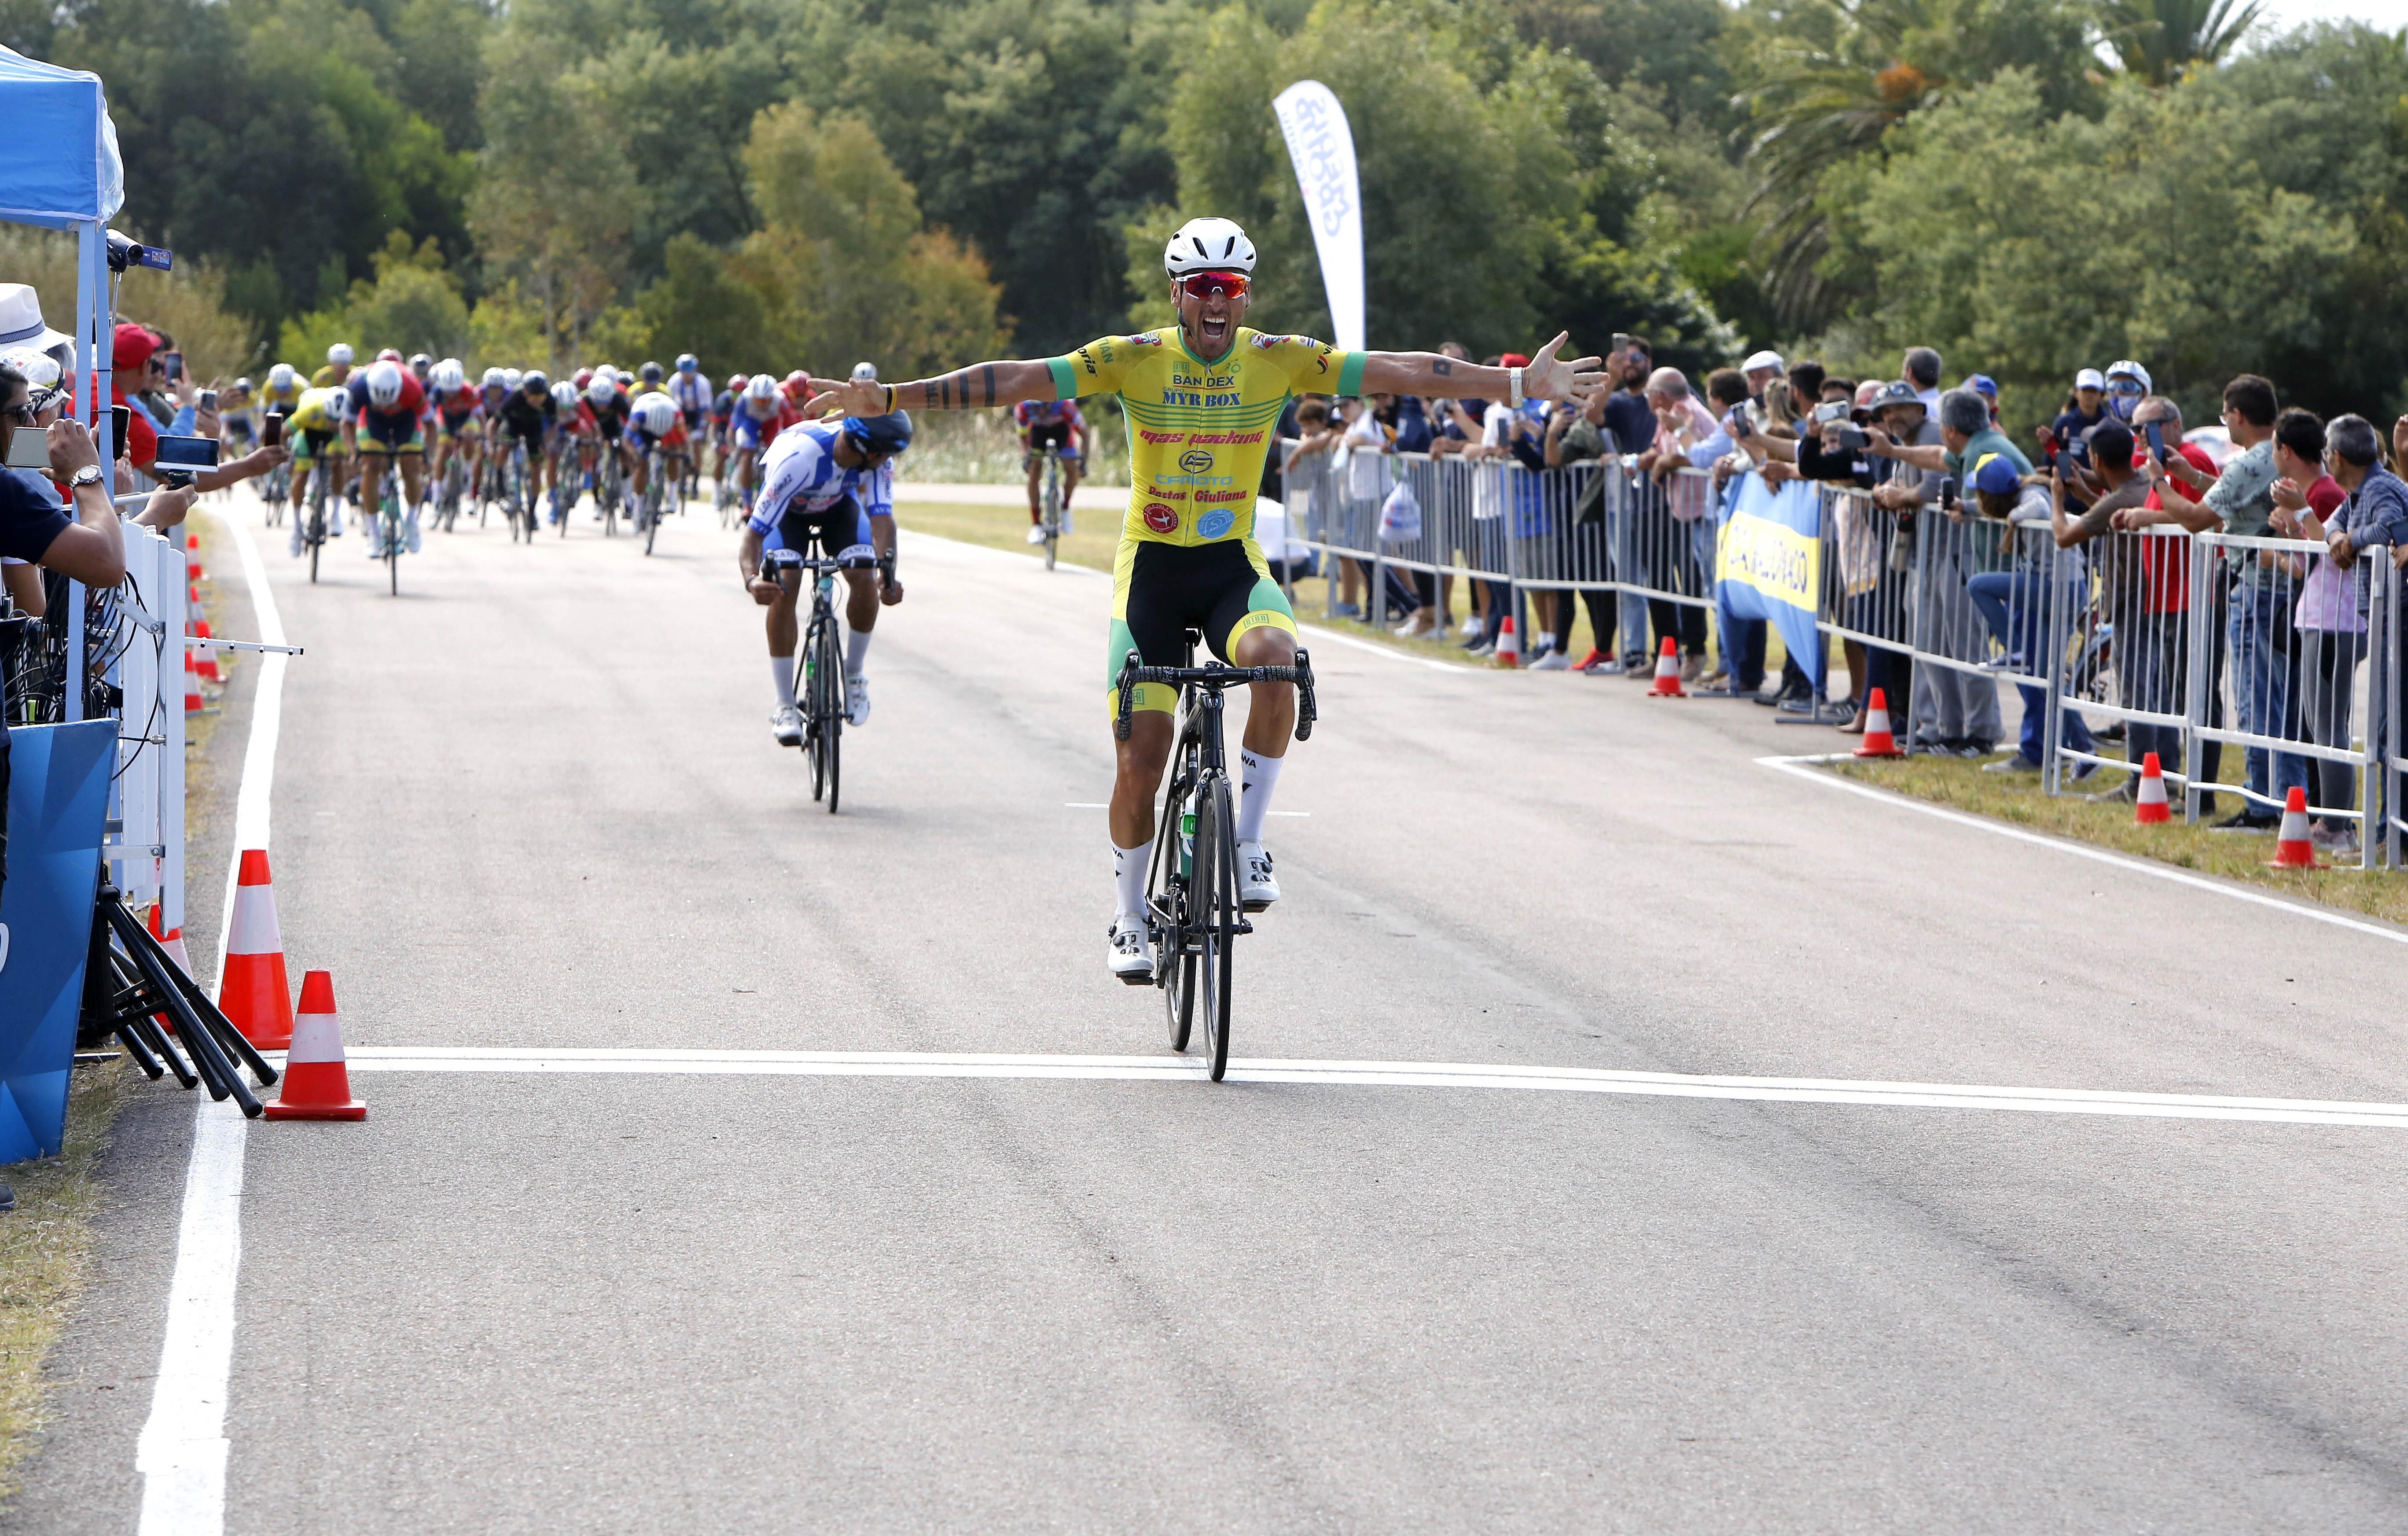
top-left (482, 366), bottom-right (506, 389)
top-left (636, 395), bottom-right (677, 436)
top-left (327, 342), bottom-right (355, 366)
top-left (550, 380), bottom-right (580, 411)
top-left (1164, 217), bottom-right (1256, 277)
top-left (364, 359), bottom-right (404, 407)
top-left (431, 358), bottom-right (466, 394)
top-left (743, 372), bottom-right (779, 401)
top-left (503, 368), bottom-right (526, 392)
top-left (850, 361), bottom-right (879, 383)
top-left (267, 362), bottom-right (296, 392)
top-left (0, 345), bottom-right (60, 389)
top-left (585, 377), bottom-right (616, 406)
top-left (2104, 358), bottom-right (2153, 395)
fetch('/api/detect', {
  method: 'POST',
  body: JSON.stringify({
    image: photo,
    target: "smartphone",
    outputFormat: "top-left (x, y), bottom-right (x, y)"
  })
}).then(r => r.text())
top-left (2144, 420), bottom-right (2166, 461)
top-left (5, 425), bottom-right (47, 470)
top-left (110, 405), bottom-right (129, 463)
top-left (151, 434), bottom-right (221, 483)
top-left (1728, 409), bottom-right (1755, 439)
top-left (261, 409), bottom-right (285, 448)
top-left (1832, 424), bottom-right (1869, 454)
top-left (1611, 332), bottom-right (1631, 356)
top-left (1813, 400), bottom-right (1849, 426)
top-left (162, 351), bottom-right (184, 383)
top-left (1940, 475), bottom-right (1959, 512)
top-left (199, 389), bottom-right (218, 413)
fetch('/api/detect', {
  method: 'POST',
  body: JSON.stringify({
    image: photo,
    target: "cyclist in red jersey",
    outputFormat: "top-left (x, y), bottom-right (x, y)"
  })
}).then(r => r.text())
top-left (1015, 397), bottom-right (1088, 543)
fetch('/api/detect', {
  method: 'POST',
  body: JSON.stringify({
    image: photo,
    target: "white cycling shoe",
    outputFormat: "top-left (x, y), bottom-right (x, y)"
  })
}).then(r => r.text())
top-left (1025, 524), bottom-right (1048, 545)
top-left (405, 509), bottom-right (423, 553)
top-left (845, 675), bottom-right (870, 726)
top-left (770, 706), bottom-right (802, 746)
top-left (1237, 841), bottom-right (1279, 912)
top-left (287, 523), bottom-right (303, 558)
top-left (1109, 913), bottom-right (1153, 984)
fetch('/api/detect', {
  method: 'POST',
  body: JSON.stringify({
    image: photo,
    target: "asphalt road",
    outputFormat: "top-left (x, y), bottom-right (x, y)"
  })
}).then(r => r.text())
top-left (15, 486), bottom-right (2408, 1533)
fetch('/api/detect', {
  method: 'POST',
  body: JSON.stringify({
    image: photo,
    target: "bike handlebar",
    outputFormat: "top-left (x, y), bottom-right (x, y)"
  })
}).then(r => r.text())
top-left (1114, 648), bottom-right (1318, 743)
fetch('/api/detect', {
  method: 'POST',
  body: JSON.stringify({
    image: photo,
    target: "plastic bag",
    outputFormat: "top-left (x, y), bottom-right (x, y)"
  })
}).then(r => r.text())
top-left (1378, 477), bottom-right (1421, 542)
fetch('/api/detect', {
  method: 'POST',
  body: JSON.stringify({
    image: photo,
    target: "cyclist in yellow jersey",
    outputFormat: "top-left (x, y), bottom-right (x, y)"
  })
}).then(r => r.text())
top-left (283, 385), bottom-right (349, 551)
top-left (257, 362), bottom-right (305, 415)
top-left (309, 342), bottom-right (355, 390)
top-left (801, 216), bottom-right (1602, 981)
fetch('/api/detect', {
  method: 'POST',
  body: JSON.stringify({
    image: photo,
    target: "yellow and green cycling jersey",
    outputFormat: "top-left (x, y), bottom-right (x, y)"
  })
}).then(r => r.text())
top-left (286, 386), bottom-right (346, 435)
top-left (1045, 325), bottom-right (1364, 548)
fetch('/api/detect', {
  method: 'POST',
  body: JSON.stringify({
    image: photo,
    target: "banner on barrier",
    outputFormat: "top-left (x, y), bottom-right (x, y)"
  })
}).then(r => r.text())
top-left (1717, 474), bottom-right (1824, 687)
top-left (0, 719), bottom-right (117, 1161)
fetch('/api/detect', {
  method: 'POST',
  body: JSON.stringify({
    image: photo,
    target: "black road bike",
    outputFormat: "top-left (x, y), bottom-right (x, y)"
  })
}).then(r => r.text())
top-left (1114, 635), bottom-right (1316, 1081)
top-left (775, 542), bottom-right (893, 813)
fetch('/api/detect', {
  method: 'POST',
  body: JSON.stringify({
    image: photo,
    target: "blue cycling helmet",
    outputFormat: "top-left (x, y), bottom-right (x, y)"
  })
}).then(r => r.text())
top-left (844, 411), bottom-right (913, 455)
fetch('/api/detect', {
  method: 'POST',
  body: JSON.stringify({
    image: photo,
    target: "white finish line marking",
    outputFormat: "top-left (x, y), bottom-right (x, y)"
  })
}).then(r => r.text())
top-left (1758, 754), bottom-right (2408, 948)
top-left (136, 511), bottom-right (283, 1536)
top-left (333, 1048), bottom-right (2408, 1130)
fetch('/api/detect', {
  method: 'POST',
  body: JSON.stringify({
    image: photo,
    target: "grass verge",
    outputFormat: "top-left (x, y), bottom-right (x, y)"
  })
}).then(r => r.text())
top-left (0, 1059), bottom-right (137, 1507)
top-left (1826, 750), bottom-right (2408, 928)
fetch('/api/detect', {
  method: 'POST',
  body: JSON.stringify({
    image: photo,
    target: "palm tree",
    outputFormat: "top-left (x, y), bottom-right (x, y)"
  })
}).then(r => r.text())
top-left (2098, 0), bottom-right (2264, 84)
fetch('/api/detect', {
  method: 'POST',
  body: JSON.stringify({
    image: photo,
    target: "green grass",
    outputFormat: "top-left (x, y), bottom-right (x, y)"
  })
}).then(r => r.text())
top-left (1826, 748), bottom-right (2408, 928)
top-left (0, 1061), bottom-right (136, 1508)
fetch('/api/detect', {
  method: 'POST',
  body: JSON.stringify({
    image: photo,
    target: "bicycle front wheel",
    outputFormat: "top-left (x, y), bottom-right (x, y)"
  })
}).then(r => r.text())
top-left (1153, 793), bottom-right (1196, 1051)
top-left (1194, 774), bottom-right (1237, 1080)
top-left (815, 619), bottom-right (844, 814)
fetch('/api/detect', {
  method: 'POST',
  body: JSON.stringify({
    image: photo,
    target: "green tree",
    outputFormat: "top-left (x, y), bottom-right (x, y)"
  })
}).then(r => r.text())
top-left (1820, 68), bottom-right (2356, 430)
top-left (277, 229), bottom-right (471, 361)
top-left (2097, 0), bottom-right (2261, 85)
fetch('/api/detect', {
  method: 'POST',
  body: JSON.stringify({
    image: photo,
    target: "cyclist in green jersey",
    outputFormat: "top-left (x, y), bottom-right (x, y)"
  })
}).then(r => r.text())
top-left (802, 217), bottom-right (1602, 980)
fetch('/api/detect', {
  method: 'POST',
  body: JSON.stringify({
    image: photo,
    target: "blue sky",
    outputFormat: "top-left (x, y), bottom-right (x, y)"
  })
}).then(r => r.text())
top-left (2248, 0), bottom-right (2406, 36)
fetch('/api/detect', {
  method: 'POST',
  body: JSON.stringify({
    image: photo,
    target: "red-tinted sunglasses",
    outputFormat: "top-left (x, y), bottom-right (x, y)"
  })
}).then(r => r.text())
top-left (1177, 270), bottom-right (1250, 302)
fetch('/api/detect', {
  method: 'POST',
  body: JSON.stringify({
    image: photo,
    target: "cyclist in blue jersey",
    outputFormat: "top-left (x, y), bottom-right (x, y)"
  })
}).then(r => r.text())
top-left (736, 413), bottom-right (913, 744)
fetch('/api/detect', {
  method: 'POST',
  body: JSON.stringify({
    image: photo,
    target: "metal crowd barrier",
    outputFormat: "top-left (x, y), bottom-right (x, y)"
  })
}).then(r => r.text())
top-left (1284, 441), bottom-right (2405, 867)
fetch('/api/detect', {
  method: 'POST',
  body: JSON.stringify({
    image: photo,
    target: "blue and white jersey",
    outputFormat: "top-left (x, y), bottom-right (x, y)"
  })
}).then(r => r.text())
top-left (745, 420), bottom-right (894, 535)
top-left (669, 369), bottom-right (711, 414)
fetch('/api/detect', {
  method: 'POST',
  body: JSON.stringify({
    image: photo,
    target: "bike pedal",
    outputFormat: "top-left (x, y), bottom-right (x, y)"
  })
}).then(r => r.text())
top-left (1118, 969), bottom-right (1155, 987)
top-left (1235, 915), bottom-right (1257, 932)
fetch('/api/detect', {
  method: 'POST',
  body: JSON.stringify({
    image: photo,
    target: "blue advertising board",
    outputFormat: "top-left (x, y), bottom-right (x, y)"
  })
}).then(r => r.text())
top-left (0, 720), bottom-right (116, 1161)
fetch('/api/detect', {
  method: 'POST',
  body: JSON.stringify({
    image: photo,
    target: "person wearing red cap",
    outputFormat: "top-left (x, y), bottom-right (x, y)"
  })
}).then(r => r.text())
top-left (111, 322), bottom-right (165, 474)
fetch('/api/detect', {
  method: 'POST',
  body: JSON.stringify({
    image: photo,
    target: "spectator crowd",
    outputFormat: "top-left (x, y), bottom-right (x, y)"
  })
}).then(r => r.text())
top-left (1270, 330), bottom-right (2408, 861)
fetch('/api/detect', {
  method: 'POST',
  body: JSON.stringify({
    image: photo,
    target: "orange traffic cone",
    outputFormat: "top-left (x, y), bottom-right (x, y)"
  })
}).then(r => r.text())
top-left (1494, 615), bottom-right (1520, 668)
top-left (217, 849), bottom-right (294, 1048)
top-left (2268, 786), bottom-right (2316, 869)
top-left (2134, 751), bottom-right (2171, 824)
top-left (1646, 635), bottom-right (1684, 697)
top-left (185, 532), bottom-right (203, 581)
top-left (190, 625), bottom-right (221, 684)
top-left (263, 971), bottom-right (366, 1121)
top-left (1854, 687), bottom-right (1903, 758)
top-left (147, 904), bottom-right (192, 1036)
top-left (183, 648), bottom-right (205, 714)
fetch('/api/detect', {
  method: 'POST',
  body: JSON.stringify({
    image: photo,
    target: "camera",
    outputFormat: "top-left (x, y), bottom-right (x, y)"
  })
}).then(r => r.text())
top-left (105, 229), bottom-right (173, 275)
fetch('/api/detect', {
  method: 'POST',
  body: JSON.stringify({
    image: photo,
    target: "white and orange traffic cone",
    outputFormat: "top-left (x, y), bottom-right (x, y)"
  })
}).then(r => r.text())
top-left (190, 623), bottom-right (221, 684)
top-left (1646, 635), bottom-right (1684, 697)
top-left (183, 648), bottom-right (206, 714)
top-left (217, 849), bottom-right (294, 1049)
top-left (1854, 686), bottom-right (1903, 758)
top-left (1494, 615), bottom-right (1520, 668)
top-left (185, 532), bottom-right (204, 582)
top-left (2268, 786), bottom-right (2316, 869)
top-left (148, 903), bottom-right (193, 1037)
top-left (263, 970), bottom-right (365, 1121)
top-left (2134, 751), bottom-right (2171, 824)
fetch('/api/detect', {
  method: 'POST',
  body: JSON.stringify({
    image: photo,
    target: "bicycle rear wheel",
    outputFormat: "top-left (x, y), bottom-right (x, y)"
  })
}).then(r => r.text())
top-left (1193, 774), bottom-right (1236, 1080)
top-left (1043, 468), bottom-right (1060, 571)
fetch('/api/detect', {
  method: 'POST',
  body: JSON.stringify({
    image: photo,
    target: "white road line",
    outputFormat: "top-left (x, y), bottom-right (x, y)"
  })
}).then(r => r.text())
top-left (332, 1047), bottom-right (2408, 1131)
top-left (1758, 754), bottom-right (2408, 947)
top-left (137, 511), bottom-right (281, 1536)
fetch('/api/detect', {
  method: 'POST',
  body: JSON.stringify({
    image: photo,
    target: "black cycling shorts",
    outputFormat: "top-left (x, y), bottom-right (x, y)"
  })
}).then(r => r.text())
top-left (1105, 538), bottom-right (1296, 715)
top-left (764, 496), bottom-right (876, 568)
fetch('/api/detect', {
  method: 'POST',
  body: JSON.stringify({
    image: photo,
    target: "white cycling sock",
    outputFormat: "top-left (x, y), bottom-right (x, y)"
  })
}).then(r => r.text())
top-left (1113, 837), bottom-right (1153, 919)
top-left (770, 655), bottom-right (796, 711)
top-left (1236, 750), bottom-right (1283, 844)
top-left (845, 626), bottom-right (873, 679)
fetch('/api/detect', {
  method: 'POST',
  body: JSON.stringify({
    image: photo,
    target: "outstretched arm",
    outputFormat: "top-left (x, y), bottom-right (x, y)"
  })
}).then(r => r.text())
top-left (806, 360), bottom-right (1057, 419)
top-left (1358, 332), bottom-right (1604, 404)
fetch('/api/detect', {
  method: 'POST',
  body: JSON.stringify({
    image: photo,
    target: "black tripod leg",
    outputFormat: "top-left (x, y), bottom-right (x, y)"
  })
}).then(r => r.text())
top-left (105, 904), bottom-right (262, 1116)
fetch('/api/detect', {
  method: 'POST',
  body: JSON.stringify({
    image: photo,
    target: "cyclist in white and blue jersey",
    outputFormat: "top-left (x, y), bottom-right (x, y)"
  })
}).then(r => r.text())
top-left (736, 413), bottom-right (914, 744)
top-left (668, 353), bottom-right (711, 430)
